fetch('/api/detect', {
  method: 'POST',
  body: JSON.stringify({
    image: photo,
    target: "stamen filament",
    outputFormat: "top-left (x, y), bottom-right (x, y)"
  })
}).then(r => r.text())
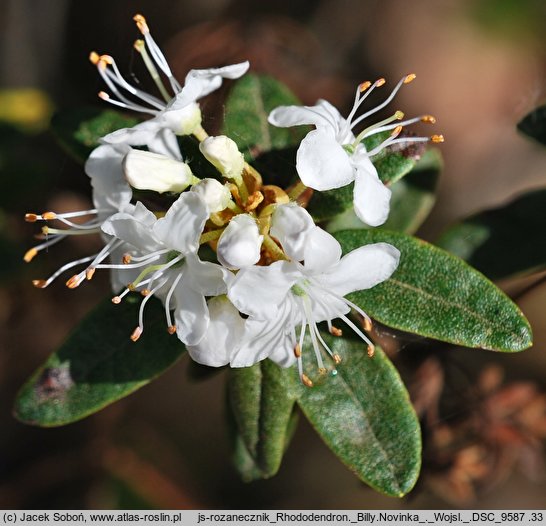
top-left (353, 111), bottom-right (404, 147)
top-left (42, 226), bottom-right (102, 236)
top-left (164, 272), bottom-right (183, 330)
top-left (33, 254), bottom-right (97, 288)
top-left (134, 40), bottom-right (171, 103)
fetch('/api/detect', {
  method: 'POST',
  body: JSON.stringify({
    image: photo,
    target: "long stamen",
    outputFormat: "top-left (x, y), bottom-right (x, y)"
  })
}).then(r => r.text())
top-left (300, 297), bottom-right (326, 372)
top-left (131, 253), bottom-right (183, 289)
top-left (351, 73), bottom-right (415, 129)
top-left (353, 110), bottom-right (404, 147)
top-left (339, 314), bottom-right (375, 356)
top-left (366, 125), bottom-right (403, 157)
top-left (131, 277), bottom-right (168, 342)
top-left (164, 273), bottom-right (182, 334)
top-left (134, 40), bottom-right (171, 103)
top-left (97, 91), bottom-right (158, 116)
top-left (32, 254), bottom-right (97, 289)
top-left (363, 114), bottom-right (436, 137)
top-left (24, 234), bottom-right (66, 262)
top-left (133, 14), bottom-right (182, 93)
top-left (346, 79), bottom-right (381, 126)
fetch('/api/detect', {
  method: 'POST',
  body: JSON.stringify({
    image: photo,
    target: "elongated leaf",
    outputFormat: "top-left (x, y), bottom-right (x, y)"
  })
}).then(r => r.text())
top-left (51, 107), bottom-right (139, 163)
top-left (307, 140), bottom-right (424, 222)
top-left (14, 297), bottom-right (185, 427)
top-left (335, 229), bottom-right (532, 352)
top-left (437, 189), bottom-right (546, 280)
top-left (517, 105), bottom-right (546, 146)
top-left (295, 337), bottom-right (421, 497)
top-left (326, 149), bottom-right (441, 234)
top-left (222, 74), bottom-right (308, 159)
top-left (228, 360), bottom-right (298, 478)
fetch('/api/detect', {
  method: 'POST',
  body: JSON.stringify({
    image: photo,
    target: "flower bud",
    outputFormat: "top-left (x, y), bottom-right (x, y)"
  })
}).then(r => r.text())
top-left (191, 178), bottom-right (232, 213)
top-left (199, 135), bottom-right (244, 179)
top-left (123, 149), bottom-right (196, 193)
top-left (217, 214), bottom-right (263, 270)
top-left (270, 202), bottom-right (316, 261)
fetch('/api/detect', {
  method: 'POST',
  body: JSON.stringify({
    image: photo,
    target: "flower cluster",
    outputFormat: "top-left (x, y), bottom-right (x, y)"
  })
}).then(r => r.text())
top-left (25, 15), bottom-right (442, 385)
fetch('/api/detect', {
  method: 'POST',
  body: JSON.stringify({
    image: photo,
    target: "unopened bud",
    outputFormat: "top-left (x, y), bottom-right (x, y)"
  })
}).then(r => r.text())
top-left (199, 136), bottom-right (244, 180)
top-left (123, 149), bottom-right (196, 194)
top-left (191, 178), bottom-right (232, 213)
top-left (217, 214), bottom-right (263, 270)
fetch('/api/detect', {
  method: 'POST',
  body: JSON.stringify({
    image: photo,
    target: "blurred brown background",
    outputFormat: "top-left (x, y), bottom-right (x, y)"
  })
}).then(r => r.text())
top-left (1, 0), bottom-right (546, 509)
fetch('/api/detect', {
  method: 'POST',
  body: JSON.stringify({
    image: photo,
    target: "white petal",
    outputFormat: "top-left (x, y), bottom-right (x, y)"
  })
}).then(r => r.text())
top-left (216, 214), bottom-right (263, 270)
top-left (191, 178), bottom-right (231, 213)
top-left (173, 273), bottom-right (209, 346)
top-left (296, 129), bottom-right (354, 191)
top-left (123, 149), bottom-right (194, 193)
top-left (184, 253), bottom-right (230, 296)
top-left (147, 128), bottom-right (183, 160)
top-left (231, 302), bottom-right (295, 368)
top-left (353, 163), bottom-right (391, 227)
top-left (303, 227), bottom-right (342, 273)
top-left (102, 119), bottom-right (160, 148)
top-left (85, 144), bottom-right (132, 215)
top-left (228, 261), bottom-right (300, 319)
top-left (158, 102), bottom-right (202, 136)
top-left (270, 202), bottom-right (315, 261)
top-left (101, 204), bottom-right (161, 253)
top-left (186, 296), bottom-right (244, 367)
top-left (199, 135), bottom-right (244, 179)
top-left (268, 102), bottom-right (341, 129)
top-left (318, 242), bottom-right (400, 296)
top-left (183, 61), bottom-right (250, 100)
top-left (153, 192), bottom-right (208, 254)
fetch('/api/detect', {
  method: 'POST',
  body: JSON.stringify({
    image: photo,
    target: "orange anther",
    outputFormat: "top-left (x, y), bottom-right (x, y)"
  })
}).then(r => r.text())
top-left (130, 327), bottom-right (143, 342)
top-left (404, 73), bottom-right (416, 84)
top-left (32, 279), bottom-right (47, 289)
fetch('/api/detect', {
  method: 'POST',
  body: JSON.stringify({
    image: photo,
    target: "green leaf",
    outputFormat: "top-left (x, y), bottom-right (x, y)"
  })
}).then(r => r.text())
top-left (307, 141), bottom-right (423, 223)
top-left (517, 104), bottom-right (546, 146)
top-left (437, 189), bottom-right (546, 280)
top-left (222, 74), bottom-right (308, 159)
top-left (14, 297), bottom-right (185, 427)
top-left (51, 107), bottom-right (139, 163)
top-left (295, 338), bottom-right (421, 497)
top-left (335, 229), bottom-right (532, 352)
top-left (228, 360), bottom-right (298, 478)
top-left (326, 149), bottom-right (442, 234)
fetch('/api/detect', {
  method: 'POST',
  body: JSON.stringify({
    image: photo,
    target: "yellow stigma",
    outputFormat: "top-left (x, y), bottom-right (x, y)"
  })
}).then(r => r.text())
top-left (89, 51), bottom-right (100, 65)
top-left (41, 226), bottom-right (50, 235)
top-left (133, 14), bottom-right (149, 34)
top-left (367, 344), bottom-right (375, 358)
top-left (301, 374), bottom-right (314, 388)
top-left (359, 81), bottom-right (371, 92)
top-left (421, 115), bottom-right (436, 124)
top-left (130, 327), bottom-right (143, 342)
top-left (404, 73), bottom-right (416, 84)
top-left (394, 110), bottom-right (405, 120)
top-left (318, 367), bottom-right (328, 376)
top-left (133, 39), bottom-right (145, 52)
top-left (375, 78), bottom-right (386, 87)
top-left (32, 279), bottom-right (47, 289)
top-left (431, 134), bottom-right (445, 143)
top-left (24, 248), bottom-right (38, 263)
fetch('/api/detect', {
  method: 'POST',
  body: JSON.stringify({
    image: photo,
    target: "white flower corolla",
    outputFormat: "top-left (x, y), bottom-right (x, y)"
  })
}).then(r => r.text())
top-left (199, 135), bottom-right (244, 180)
top-left (270, 202), bottom-right (316, 261)
top-left (186, 295), bottom-right (245, 367)
top-left (91, 14), bottom-right (249, 158)
top-left (217, 214), bottom-right (263, 270)
top-left (268, 75), bottom-right (443, 227)
top-left (24, 143), bottom-right (136, 292)
top-left (100, 193), bottom-right (230, 344)
top-left (123, 149), bottom-right (197, 193)
top-left (227, 226), bottom-right (400, 384)
top-left (190, 178), bottom-right (232, 213)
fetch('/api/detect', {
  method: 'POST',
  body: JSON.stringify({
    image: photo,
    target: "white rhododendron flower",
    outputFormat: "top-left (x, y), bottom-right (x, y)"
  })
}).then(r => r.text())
top-left (217, 214), bottom-right (263, 270)
top-left (101, 193), bottom-right (230, 345)
top-left (90, 14), bottom-right (248, 158)
top-left (191, 178), bottom-right (232, 213)
top-left (199, 135), bottom-right (245, 180)
top-left (268, 75), bottom-right (443, 226)
top-left (123, 149), bottom-right (197, 193)
top-left (227, 218), bottom-right (400, 384)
